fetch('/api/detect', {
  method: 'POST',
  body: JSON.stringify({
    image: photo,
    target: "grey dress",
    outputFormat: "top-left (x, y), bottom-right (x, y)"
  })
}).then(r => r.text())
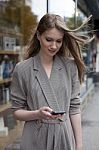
top-left (11, 54), bottom-right (81, 150)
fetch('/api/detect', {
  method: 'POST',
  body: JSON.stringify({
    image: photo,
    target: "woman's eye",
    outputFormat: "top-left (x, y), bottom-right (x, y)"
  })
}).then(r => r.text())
top-left (57, 40), bottom-right (62, 43)
top-left (45, 38), bottom-right (62, 43)
top-left (46, 38), bottom-right (52, 42)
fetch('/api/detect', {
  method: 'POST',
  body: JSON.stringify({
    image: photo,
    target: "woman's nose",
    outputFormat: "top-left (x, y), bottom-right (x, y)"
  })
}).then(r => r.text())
top-left (51, 42), bottom-right (57, 49)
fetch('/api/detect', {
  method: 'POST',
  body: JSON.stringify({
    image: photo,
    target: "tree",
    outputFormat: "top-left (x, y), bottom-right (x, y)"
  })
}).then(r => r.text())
top-left (66, 14), bottom-right (83, 29)
top-left (4, 0), bottom-right (38, 45)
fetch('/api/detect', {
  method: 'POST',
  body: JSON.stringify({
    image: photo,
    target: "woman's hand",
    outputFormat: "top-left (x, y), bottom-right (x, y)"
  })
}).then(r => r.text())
top-left (37, 106), bottom-right (62, 120)
top-left (13, 107), bottom-right (63, 121)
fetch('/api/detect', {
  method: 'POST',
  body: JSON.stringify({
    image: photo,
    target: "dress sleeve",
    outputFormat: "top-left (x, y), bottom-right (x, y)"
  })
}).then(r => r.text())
top-left (69, 60), bottom-right (81, 115)
top-left (11, 63), bottom-right (27, 112)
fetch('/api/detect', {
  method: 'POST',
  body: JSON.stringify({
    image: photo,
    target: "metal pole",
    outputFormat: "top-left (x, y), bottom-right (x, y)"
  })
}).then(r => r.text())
top-left (74, 0), bottom-right (78, 28)
top-left (47, 0), bottom-right (49, 13)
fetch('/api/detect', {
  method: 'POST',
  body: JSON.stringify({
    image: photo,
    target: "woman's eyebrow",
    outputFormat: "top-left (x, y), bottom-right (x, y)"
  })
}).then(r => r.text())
top-left (45, 36), bottom-right (63, 40)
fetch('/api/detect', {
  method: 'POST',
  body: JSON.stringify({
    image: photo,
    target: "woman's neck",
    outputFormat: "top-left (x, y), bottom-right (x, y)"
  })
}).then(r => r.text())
top-left (39, 52), bottom-right (53, 66)
top-left (38, 52), bottom-right (54, 79)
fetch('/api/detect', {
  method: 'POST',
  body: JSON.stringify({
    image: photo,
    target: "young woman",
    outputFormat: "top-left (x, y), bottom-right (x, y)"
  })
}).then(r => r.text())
top-left (11, 14), bottom-right (92, 150)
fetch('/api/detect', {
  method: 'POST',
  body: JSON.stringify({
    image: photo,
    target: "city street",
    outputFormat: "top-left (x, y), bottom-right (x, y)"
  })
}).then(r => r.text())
top-left (82, 85), bottom-right (99, 150)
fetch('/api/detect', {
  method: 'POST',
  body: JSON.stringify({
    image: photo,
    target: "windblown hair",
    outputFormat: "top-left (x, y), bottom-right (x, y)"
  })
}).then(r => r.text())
top-left (25, 13), bottom-right (94, 83)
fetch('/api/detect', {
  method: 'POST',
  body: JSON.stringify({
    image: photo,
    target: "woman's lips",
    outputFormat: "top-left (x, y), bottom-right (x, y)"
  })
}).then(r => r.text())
top-left (48, 49), bottom-right (57, 53)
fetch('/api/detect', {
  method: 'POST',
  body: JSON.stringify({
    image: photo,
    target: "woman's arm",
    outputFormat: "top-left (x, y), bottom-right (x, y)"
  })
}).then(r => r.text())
top-left (69, 60), bottom-right (82, 150)
top-left (13, 107), bottom-right (62, 121)
top-left (70, 113), bottom-right (82, 150)
top-left (13, 106), bottom-right (55, 121)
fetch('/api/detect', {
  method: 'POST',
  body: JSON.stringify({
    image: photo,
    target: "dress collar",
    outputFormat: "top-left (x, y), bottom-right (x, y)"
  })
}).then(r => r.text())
top-left (33, 54), bottom-right (63, 71)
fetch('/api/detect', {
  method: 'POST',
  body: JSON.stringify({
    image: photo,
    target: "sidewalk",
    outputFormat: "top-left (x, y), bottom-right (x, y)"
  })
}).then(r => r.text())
top-left (82, 85), bottom-right (99, 150)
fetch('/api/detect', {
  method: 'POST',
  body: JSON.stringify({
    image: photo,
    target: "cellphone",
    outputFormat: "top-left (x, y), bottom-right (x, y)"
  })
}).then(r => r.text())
top-left (51, 111), bottom-right (66, 115)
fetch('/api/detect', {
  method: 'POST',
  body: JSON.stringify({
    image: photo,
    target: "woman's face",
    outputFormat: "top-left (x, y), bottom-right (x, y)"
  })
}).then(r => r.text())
top-left (37, 28), bottom-right (64, 58)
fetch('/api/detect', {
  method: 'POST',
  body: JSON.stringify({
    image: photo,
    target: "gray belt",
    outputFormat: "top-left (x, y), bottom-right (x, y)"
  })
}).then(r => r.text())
top-left (36, 114), bottom-right (68, 124)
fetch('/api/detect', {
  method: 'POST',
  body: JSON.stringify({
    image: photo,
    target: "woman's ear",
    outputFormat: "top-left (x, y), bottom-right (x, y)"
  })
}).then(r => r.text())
top-left (37, 31), bottom-right (40, 41)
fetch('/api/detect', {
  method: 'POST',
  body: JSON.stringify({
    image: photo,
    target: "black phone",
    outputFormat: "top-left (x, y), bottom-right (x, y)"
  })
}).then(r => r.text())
top-left (51, 111), bottom-right (66, 115)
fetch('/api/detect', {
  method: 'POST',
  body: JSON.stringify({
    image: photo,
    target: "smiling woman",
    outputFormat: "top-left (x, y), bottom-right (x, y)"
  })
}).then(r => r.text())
top-left (37, 28), bottom-right (64, 56)
top-left (11, 13), bottom-right (90, 150)
top-left (37, 28), bottom-right (64, 78)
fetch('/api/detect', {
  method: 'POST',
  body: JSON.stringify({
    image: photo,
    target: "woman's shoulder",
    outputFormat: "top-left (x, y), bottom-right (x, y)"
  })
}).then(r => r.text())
top-left (60, 56), bottom-right (78, 74)
top-left (60, 56), bottom-right (78, 78)
top-left (61, 57), bottom-right (76, 67)
top-left (14, 57), bottom-right (34, 73)
top-left (17, 57), bottom-right (33, 66)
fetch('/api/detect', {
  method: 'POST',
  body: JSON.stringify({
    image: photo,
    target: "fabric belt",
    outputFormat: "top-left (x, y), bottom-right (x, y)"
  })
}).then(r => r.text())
top-left (36, 114), bottom-right (68, 124)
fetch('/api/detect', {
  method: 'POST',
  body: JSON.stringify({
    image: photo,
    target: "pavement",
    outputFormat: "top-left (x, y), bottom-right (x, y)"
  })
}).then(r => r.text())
top-left (82, 85), bottom-right (99, 150)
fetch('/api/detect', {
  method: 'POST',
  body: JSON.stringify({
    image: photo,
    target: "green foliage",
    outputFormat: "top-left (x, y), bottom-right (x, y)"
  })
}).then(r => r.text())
top-left (66, 15), bottom-right (83, 29)
top-left (2, 0), bottom-right (38, 45)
